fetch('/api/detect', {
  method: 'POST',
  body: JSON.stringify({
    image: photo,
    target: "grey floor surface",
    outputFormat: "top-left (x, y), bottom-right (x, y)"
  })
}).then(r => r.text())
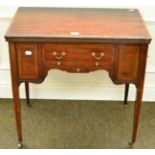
top-left (0, 99), bottom-right (155, 149)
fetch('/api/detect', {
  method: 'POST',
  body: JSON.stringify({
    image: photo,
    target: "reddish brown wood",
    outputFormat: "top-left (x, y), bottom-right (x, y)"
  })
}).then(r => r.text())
top-left (16, 43), bottom-right (39, 80)
top-left (5, 7), bottom-right (151, 43)
top-left (8, 42), bottom-right (22, 144)
top-left (117, 45), bottom-right (140, 81)
top-left (5, 7), bottom-right (151, 147)
top-left (41, 43), bottom-right (115, 73)
top-left (130, 45), bottom-right (148, 144)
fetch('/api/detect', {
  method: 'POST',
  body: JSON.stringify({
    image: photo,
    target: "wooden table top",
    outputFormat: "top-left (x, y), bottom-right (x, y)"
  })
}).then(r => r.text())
top-left (5, 7), bottom-right (151, 43)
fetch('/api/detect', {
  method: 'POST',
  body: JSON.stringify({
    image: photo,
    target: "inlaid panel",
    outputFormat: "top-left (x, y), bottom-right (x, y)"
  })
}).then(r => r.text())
top-left (117, 45), bottom-right (140, 81)
top-left (16, 43), bottom-right (39, 79)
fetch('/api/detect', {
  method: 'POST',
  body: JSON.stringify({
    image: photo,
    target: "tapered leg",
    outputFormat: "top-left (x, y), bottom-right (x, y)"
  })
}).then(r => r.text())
top-left (129, 45), bottom-right (148, 145)
top-left (25, 82), bottom-right (31, 107)
top-left (124, 84), bottom-right (129, 106)
top-left (129, 83), bottom-right (144, 145)
top-left (12, 81), bottom-right (23, 148)
top-left (9, 42), bottom-right (23, 148)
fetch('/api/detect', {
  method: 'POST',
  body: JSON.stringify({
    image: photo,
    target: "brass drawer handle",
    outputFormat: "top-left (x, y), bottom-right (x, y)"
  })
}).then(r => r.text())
top-left (52, 51), bottom-right (66, 59)
top-left (91, 52), bottom-right (104, 60)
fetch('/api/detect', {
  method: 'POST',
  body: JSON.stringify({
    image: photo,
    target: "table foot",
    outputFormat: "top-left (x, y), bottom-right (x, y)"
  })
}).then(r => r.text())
top-left (128, 141), bottom-right (134, 146)
top-left (121, 104), bottom-right (127, 109)
top-left (123, 105), bottom-right (127, 109)
top-left (18, 142), bottom-right (23, 149)
top-left (27, 103), bottom-right (32, 107)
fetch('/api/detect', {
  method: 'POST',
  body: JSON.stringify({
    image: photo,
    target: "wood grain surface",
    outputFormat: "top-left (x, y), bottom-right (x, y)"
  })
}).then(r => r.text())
top-left (5, 7), bottom-right (151, 42)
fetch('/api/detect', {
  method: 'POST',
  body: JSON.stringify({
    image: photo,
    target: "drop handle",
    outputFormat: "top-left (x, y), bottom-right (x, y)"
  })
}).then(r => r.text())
top-left (91, 52), bottom-right (104, 60)
top-left (52, 51), bottom-right (66, 59)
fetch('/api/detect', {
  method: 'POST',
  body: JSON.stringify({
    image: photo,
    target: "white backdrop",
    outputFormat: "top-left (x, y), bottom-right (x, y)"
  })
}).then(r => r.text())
top-left (0, 1), bottom-right (155, 101)
top-left (0, 0), bottom-right (155, 7)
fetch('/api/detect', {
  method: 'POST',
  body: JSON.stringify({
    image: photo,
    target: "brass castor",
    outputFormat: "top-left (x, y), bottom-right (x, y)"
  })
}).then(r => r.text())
top-left (18, 142), bottom-right (22, 149)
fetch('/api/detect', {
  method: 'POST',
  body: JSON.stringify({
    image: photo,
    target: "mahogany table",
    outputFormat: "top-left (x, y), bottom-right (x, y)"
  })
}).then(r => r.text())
top-left (5, 7), bottom-right (151, 148)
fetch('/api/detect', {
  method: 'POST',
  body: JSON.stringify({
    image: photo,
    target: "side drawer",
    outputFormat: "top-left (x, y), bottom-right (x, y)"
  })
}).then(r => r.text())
top-left (16, 43), bottom-right (39, 79)
top-left (117, 45), bottom-right (140, 81)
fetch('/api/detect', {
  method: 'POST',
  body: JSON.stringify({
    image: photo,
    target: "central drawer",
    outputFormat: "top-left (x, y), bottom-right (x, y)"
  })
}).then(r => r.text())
top-left (42, 43), bottom-right (115, 72)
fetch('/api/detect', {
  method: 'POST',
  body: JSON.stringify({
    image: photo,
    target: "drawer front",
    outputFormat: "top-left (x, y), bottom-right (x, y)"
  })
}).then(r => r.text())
top-left (42, 43), bottom-right (115, 72)
top-left (117, 45), bottom-right (140, 81)
top-left (15, 42), bottom-right (141, 82)
top-left (16, 43), bottom-right (39, 79)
